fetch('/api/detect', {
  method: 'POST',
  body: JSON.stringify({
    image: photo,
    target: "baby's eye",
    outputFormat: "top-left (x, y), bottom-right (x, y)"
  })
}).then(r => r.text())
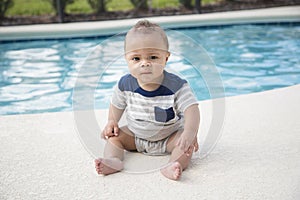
top-left (132, 57), bottom-right (140, 61)
top-left (150, 56), bottom-right (158, 60)
top-left (133, 57), bottom-right (140, 61)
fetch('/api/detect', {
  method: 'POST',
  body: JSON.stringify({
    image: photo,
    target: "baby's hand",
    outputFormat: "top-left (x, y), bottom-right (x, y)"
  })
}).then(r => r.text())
top-left (101, 120), bottom-right (119, 139)
top-left (176, 133), bottom-right (199, 156)
top-left (191, 137), bottom-right (199, 153)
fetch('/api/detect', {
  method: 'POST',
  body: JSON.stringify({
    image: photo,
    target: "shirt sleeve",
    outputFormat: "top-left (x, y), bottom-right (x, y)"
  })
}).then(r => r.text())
top-left (111, 83), bottom-right (127, 109)
top-left (175, 83), bottom-right (198, 114)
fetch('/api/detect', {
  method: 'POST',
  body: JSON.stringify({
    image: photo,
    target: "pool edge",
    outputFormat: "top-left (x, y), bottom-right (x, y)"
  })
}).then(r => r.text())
top-left (0, 6), bottom-right (300, 41)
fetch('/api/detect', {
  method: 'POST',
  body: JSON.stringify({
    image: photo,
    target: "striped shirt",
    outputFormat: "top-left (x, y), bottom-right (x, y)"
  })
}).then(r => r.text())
top-left (111, 70), bottom-right (198, 141)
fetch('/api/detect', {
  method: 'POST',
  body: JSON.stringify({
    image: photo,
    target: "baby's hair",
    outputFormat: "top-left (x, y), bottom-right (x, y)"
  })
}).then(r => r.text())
top-left (134, 19), bottom-right (160, 29)
top-left (125, 19), bottom-right (169, 50)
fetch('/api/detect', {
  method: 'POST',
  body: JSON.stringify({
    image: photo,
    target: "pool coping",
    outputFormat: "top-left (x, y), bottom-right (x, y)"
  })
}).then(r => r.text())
top-left (0, 5), bottom-right (300, 41)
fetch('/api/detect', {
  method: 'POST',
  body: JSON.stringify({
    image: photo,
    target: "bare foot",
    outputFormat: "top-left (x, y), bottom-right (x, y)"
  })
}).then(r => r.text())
top-left (160, 161), bottom-right (183, 180)
top-left (94, 158), bottom-right (123, 175)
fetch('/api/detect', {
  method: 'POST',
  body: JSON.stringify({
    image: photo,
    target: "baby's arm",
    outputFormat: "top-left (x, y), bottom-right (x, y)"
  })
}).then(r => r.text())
top-left (101, 104), bottom-right (125, 139)
top-left (176, 104), bottom-right (200, 154)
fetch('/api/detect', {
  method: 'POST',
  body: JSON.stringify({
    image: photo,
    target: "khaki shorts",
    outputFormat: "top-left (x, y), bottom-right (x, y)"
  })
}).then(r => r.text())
top-left (135, 136), bottom-right (171, 156)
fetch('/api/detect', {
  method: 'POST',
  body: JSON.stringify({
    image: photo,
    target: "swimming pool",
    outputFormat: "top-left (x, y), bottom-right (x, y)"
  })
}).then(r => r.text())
top-left (0, 22), bottom-right (300, 115)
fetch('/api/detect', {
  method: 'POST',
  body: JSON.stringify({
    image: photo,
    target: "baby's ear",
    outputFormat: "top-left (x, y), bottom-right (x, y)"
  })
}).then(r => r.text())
top-left (166, 52), bottom-right (171, 62)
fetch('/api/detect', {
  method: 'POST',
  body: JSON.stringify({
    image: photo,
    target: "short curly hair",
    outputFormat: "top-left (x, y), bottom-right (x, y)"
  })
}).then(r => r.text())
top-left (125, 19), bottom-right (169, 51)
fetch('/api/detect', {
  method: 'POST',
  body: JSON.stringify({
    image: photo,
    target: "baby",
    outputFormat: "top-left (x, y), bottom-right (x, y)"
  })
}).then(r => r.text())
top-left (95, 19), bottom-right (200, 180)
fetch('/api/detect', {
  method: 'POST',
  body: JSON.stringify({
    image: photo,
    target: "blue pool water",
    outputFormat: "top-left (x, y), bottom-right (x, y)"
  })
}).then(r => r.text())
top-left (0, 23), bottom-right (300, 115)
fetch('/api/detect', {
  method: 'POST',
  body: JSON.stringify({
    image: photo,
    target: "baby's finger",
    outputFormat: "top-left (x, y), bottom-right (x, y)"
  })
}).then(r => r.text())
top-left (102, 131), bottom-right (110, 140)
top-left (106, 127), bottom-right (113, 135)
top-left (114, 126), bottom-right (119, 136)
top-left (194, 141), bottom-right (199, 152)
top-left (185, 145), bottom-right (193, 156)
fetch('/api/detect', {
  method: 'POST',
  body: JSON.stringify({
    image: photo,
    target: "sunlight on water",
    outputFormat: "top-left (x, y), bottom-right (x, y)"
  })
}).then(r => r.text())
top-left (0, 23), bottom-right (299, 115)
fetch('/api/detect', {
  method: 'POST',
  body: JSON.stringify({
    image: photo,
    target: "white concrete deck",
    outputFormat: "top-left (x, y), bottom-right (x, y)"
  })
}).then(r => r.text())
top-left (0, 6), bottom-right (300, 41)
top-left (1, 85), bottom-right (300, 199)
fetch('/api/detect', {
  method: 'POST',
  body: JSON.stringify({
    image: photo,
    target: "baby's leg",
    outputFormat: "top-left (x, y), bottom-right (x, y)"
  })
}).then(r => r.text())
top-left (95, 127), bottom-right (136, 175)
top-left (160, 132), bottom-right (193, 180)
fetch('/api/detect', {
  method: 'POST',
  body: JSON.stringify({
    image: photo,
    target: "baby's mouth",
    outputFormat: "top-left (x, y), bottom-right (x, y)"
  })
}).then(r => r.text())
top-left (140, 72), bottom-right (152, 75)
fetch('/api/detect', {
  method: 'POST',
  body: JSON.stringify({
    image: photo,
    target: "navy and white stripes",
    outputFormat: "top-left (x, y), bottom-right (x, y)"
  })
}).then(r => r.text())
top-left (111, 70), bottom-right (198, 141)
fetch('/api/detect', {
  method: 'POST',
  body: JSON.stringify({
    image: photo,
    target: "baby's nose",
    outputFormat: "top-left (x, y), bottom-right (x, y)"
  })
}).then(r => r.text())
top-left (140, 59), bottom-right (151, 67)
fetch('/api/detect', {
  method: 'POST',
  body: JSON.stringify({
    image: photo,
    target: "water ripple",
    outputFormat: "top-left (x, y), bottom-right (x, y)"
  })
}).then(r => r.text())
top-left (0, 24), bottom-right (300, 115)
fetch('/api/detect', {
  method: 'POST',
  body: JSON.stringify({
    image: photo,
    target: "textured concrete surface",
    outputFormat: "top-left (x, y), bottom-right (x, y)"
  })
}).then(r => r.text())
top-left (1, 84), bottom-right (300, 200)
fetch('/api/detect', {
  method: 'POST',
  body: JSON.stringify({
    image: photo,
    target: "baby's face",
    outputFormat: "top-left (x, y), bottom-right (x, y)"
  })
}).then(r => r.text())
top-left (125, 32), bottom-right (170, 90)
